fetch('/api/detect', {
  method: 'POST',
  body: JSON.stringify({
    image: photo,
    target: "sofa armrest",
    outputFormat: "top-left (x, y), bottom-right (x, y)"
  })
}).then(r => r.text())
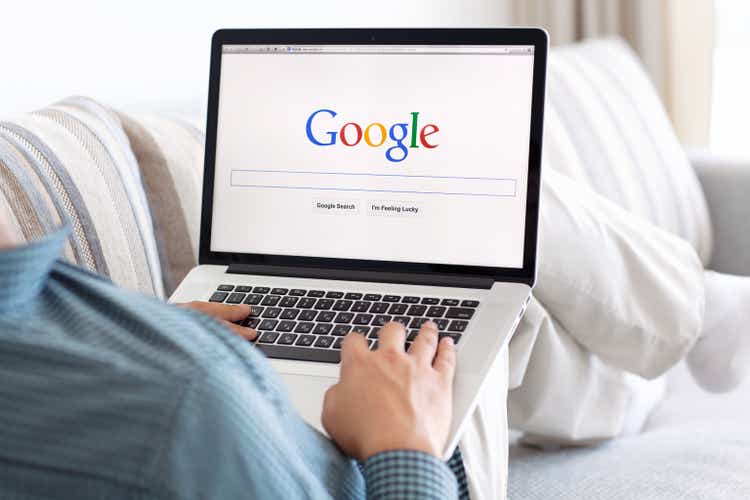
top-left (689, 149), bottom-right (750, 275)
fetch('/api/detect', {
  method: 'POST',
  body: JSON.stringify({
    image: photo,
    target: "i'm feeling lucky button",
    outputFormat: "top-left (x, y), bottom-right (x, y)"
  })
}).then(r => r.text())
top-left (368, 201), bottom-right (422, 217)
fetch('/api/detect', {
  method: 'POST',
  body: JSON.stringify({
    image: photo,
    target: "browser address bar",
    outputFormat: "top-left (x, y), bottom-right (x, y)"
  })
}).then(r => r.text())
top-left (230, 169), bottom-right (517, 197)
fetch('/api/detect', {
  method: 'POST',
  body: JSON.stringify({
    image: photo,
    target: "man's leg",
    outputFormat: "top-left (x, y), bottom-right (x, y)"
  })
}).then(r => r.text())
top-left (459, 347), bottom-right (510, 500)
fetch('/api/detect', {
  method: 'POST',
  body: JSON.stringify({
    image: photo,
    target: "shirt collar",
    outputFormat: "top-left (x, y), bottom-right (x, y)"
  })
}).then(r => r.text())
top-left (0, 227), bottom-right (69, 313)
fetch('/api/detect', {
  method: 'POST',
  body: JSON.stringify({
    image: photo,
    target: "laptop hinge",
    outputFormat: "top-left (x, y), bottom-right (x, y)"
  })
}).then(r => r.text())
top-left (226, 264), bottom-right (494, 289)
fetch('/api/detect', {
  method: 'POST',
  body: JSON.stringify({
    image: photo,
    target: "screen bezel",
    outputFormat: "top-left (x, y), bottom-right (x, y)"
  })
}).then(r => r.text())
top-left (199, 28), bottom-right (547, 286)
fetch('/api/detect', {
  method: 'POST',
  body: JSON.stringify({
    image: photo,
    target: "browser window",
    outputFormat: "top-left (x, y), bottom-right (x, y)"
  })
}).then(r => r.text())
top-left (210, 44), bottom-right (535, 268)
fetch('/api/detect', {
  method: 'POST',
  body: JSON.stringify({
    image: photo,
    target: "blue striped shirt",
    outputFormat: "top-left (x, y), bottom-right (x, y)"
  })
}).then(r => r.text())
top-left (0, 228), bottom-right (468, 499)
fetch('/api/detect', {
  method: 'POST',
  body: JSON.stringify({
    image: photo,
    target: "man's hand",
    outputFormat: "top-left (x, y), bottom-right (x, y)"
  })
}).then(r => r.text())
top-left (322, 321), bottom-right (456, 461)
top-left (178, 301), bottom-right (258, 341)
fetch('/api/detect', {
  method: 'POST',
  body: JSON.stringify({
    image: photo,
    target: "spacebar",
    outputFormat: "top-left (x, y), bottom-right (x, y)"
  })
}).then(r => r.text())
top-left (255, 344), bottom-right (341, 364)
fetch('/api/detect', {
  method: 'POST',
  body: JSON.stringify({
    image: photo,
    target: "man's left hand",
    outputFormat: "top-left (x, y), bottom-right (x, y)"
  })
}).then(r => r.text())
top-left (178, 301), bottom-right (258, 341)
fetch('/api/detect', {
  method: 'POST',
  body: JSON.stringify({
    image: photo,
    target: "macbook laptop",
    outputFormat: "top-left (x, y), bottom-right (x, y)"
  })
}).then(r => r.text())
top-left (170, 28), bottom-right (547, 458)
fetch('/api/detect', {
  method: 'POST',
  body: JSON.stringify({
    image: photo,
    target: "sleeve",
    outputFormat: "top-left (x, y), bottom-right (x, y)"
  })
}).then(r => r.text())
top-left (363, 450), bottom-right (460, 500)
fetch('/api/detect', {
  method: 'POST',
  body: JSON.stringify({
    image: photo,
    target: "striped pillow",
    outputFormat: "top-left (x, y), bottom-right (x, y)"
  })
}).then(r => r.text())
top-left (0, 97), bottom-right (169, 297)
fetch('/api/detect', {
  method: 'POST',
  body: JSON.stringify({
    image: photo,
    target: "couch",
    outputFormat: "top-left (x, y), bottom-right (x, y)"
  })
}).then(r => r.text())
top-left (0, 38), bottom-right (748, 498)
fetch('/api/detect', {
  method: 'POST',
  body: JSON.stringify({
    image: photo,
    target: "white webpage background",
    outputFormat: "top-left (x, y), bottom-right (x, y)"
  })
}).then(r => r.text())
top-left (211, 50), bottom-right (533, 268)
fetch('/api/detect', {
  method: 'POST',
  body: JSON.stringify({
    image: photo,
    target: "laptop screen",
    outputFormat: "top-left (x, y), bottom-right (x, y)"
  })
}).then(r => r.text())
top-left (210, 44), bottom-right (535, 269)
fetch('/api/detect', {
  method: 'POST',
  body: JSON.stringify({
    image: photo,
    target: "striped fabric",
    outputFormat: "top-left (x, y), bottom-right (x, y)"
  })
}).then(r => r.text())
top-left (544, 38), bottom-right (713, 263)
top-left (0, 97), bottom-right (163, 297)
top-left (0, 97), bottom-right (205, 298)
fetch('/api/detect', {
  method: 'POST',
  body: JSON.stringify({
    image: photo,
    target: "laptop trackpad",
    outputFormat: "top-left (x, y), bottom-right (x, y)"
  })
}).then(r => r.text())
top-left (279, 373), bottom-right (336, 435)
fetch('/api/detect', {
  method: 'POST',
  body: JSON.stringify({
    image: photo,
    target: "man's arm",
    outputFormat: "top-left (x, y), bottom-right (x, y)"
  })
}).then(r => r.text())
top-left (324, 321), bottom-right (461, 499)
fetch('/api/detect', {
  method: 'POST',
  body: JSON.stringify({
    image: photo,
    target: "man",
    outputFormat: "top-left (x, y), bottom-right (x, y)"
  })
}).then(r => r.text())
top-left (0, 223), bottom-right (467, 499)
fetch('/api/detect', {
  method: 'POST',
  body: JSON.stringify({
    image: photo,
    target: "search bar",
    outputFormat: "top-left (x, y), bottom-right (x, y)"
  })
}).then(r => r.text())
top-left (230, 170), bottom-right (517, 197)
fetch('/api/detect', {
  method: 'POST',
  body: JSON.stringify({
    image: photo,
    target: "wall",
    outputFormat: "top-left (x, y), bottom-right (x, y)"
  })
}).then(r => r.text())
top-left (0, 0), bottom-right (506, 118)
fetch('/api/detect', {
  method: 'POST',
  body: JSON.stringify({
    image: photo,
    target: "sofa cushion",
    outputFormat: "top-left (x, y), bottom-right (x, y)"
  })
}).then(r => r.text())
top-left (117, 114), bottom-right (204, 295)
top-left (0, 97), bottom-right (164, 297)
top-left (546, 38), bottom-right (713, 263)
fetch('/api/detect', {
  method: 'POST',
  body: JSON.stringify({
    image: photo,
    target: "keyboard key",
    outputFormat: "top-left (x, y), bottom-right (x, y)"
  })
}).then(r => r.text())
top-left (353, 314), bottom-right (373, 325)
top-left (295, 335), bottom-right (316, 347)
top-left (333, 300), bottom-right (353, 311)
top-left (243, 294), bottom-right (262, 305)
top-left (244, 317), bottom-right (260, 329)
top-left (392, 316), bottom-right (410, 326)
top-left (280, 308), bottom-right (300, 320)
top-left (402, 296), bottom-right (420, 303)
top-left (334, 312), bottom-right (354, 324)
top-left (333, 338), bottom-right (344, 349)
top-left (426, 306), bottom-right (446, 318)
top-left (434, 319), bottom-right (449, 331)
top-left (289, 289), bottom-right (307, 296)
top-left (439, 333), bottom-right (462, 344)
top-left (407, 330), bottom-right (420, 341)
top-left (448, 320), bottom-right (468, 332)
top-left (217, 284), bottom-right (234, 291)
top-left (314, 336), bottom-right (335, 348)
top-left (407, 305), bottom-right (427, 316)
top-left (308, 290), bottom-right (325, 297)
top-left (351, 326), bottom-right (370, 335)
top-left (316, 311), bottom-right (336, 323)
top-left (344, 292), bottom-right (363, 300)
top-left (372, 315), bottom-right (392, 326)
top-left (461, 300), bottom-right (480, 308)
top-left (297, 297), bottom-right (316, 309)
top-left (421, 297), bottom-right (440, 305)
top-left (369, 328), bottom-right (381, 339)
top-left (256, 344), bottom-right (340, 363)
top-left (271, 287), bottom-right (289, 295)
top-left (369, 302), bottom-right (389, 314)
top-left (351, 301), bottom-right (370, 312)
top-left (314, 299), bottom-right (334, 310)
top-left (313, 323), bottom-right (333, 335)
top-left (331, 325), bottom-right (351, 336)
top-left (226, 292), bottom-right (246, 304)
top-left (262, 307), bottom-right (281, 318)
top-left (371, 341), bottom-right (379, 350)
top-left (235, 285), bottom-right (253, 293)
top-left (388, 303), bottom-right (408, 315)
top-left (405, 342), bottom-right (412, 351)
top-left (298, 310), bottom-right (317, 321)
top-left (249, 306), bottom-right (264, 317)
top-left (209, 291), bottom-right (228, 302)
top-left (383, 295), bottom-right (401, 302)
top-left (446, 308), bottom-right (475, 320)
top-left (278, 333), bottom-right (297, 345)
top-left (253, 287), bottom-right (270, 294)
top-left (441, 298), bottom-right (459, 306)
top-left (277, 320), bottom-right (296, 332)
top-left (364, 293), bottom-right (382, 301)
top-left (279, 296), bottom-right (298, 307)
top-left (294, 322), bottom-right (314, 334)
top-left (258, 332), bottom-right (279, 343)
top-left (258, 319), bottom-right (278, 330)
top-left (261, 295), bottom-right (281, 306)
top-left (325, 291), bottom-right (344, 299)
top-left (409, 317), bottom-right (430, 329)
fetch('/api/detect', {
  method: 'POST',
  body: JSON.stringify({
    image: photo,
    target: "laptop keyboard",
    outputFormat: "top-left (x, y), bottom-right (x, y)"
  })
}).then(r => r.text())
top-left (208, 284), bottom-right (479, 364)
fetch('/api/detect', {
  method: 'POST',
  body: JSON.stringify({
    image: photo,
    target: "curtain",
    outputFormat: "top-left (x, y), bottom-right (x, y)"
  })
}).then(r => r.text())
top-left (508, 0), bottom-right (714, 146)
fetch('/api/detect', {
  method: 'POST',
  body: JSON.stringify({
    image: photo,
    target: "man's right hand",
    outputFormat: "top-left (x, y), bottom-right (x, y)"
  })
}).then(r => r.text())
top-left (321, 321), bottom-right (456, 461)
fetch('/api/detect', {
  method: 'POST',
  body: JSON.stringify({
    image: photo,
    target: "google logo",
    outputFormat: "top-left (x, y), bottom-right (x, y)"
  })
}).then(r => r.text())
top-left (305, 109), bottom-right (439, 163)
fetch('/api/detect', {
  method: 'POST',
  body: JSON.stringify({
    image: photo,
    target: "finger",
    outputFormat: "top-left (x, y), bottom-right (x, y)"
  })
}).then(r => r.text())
top-left (377, 321), bottom-right (407, 353)
top-left (433, 336), bottom-right (457, 382)
top-left (409, 320), bottom-right (439, 365)
top-left (341, 332), bottom-right (369, 374)
top-left (222, 320), bottom-right (258, 341)
top-left (181, 301), bottom-right (251, 322)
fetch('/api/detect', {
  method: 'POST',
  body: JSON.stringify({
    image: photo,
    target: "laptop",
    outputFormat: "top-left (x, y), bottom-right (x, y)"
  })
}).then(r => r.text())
top-left (170, 28), bottom-right (547, 459)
